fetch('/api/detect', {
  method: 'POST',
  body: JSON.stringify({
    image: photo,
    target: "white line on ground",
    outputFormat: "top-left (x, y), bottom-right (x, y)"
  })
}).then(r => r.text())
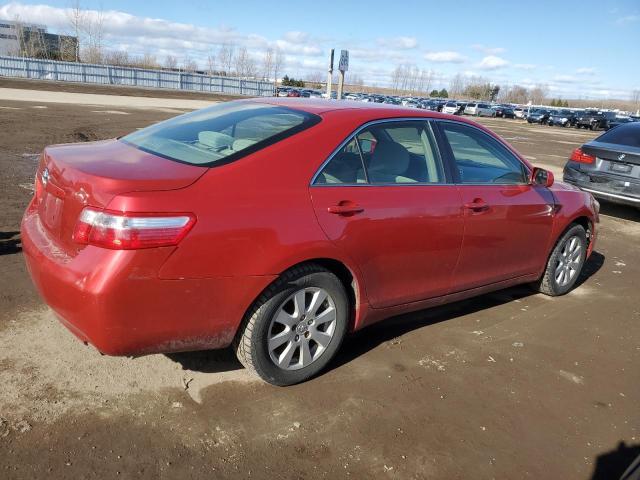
top-left (0, 87), bottom-right (216, 110)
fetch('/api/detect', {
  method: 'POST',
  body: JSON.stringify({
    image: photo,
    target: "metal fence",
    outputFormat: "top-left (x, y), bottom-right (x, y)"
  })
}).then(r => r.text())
top-left (0, 56), bottom-right (275, 97)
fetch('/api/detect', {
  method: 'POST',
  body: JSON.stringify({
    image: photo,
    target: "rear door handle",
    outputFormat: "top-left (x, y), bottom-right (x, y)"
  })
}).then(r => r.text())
top-left (463, 198), bottom-right (489, 212)
top-left (328, 203), bottom-right (364, 215)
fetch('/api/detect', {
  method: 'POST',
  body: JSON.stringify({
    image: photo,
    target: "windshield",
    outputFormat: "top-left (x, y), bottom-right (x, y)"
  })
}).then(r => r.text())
top-left (122, 102), bottom-right (320, 166)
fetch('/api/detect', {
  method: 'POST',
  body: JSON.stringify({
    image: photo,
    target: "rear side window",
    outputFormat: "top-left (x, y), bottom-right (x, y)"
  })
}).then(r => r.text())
top-left (314, 121), bottom-right (444, 185)
top-left (122, 102), bottom-right (320, 166)
top-left (596, 124), bottom-right (640, 148)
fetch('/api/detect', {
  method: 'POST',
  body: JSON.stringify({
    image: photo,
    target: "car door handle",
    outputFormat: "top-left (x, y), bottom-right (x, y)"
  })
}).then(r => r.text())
top-left (327, 203), bottom-right (364, 215)
top-left (463, 198), bottom-right (489, 212)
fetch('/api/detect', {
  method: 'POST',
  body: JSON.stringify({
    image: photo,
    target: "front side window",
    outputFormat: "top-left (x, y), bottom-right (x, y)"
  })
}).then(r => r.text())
top-left (314, 121), bottom-right (444, 185)
top-left (122, 102), bottom-right (319, 166)
top-left (440, 122), bottom-right (527, 184)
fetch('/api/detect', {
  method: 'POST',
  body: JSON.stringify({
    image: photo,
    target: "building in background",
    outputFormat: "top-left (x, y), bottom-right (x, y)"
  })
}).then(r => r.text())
top-left (0, 20), bottom-right (78, 61)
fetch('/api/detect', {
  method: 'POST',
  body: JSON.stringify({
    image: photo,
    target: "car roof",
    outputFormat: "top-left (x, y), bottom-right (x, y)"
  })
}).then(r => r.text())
top-left (249, 97), bottom-right (453, 119)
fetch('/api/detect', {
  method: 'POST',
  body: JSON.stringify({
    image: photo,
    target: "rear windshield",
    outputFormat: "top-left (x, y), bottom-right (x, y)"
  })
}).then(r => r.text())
top-left (596, 124), bottom-right (640, 148)
top-left (122, 102), bottom-right (320, 166)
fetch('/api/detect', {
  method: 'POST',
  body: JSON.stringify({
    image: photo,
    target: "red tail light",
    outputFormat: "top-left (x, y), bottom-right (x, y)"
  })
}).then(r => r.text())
top-left (73, 208), bottom-right (196, 250)
top-left (570, 148), bottom-right (596, 164)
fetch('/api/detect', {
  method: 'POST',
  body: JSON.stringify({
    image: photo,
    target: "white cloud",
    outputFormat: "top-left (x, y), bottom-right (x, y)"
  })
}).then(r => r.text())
top-left (617, 14), bottom-right (640, 23)
top-left (424, 51), bottom-right (466, 63)
top-left (378, 36), bottom-right (418, 49)
top-left (576, 67), bottom-right (596, 75)
top-left (471, 44), bottom-right (506, 55)
top-left (514, 63), bottom-right (536, 70)
top-left (554, 74), bottom-right (578, 83)
top-left (478, 55), bottom-right (509, 70)
top-left (282, 31), bottom-right (310, 43)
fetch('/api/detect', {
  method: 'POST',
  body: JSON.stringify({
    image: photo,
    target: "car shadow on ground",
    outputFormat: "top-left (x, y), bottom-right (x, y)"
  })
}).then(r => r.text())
top-left (331, 251), bottom-right (604, 372)
top-left (590, 442), bottom-right (640, 480)
top-left (0, 231), bottom-right (21, 256)
top-left (598, 201), bottom-right (640, 222)
top-left (167, 251), bottom-right (605, 376)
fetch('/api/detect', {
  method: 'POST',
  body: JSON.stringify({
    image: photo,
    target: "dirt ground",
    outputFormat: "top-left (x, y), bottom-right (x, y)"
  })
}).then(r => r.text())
top-left (0, 88), bottom-right (639, 480)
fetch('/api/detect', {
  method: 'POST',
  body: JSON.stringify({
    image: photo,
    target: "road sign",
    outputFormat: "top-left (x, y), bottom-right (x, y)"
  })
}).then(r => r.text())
top-left (338, 50), bottom-right (349, 72)
top-left (328, 49), bottom-right (334, 72)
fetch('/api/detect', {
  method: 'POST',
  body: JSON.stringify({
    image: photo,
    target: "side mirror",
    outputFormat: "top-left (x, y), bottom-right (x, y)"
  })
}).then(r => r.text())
top-left (531, 167), bottom-right (554, 187)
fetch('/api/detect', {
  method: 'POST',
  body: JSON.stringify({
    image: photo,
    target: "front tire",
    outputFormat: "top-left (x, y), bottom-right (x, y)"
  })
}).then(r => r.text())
top-left (534, 224), bottom-right (587, 296)
top-left (234, 264), bottom-right (349, 386)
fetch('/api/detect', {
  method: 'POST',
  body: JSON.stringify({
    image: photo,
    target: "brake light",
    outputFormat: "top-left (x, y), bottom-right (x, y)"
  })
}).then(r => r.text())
top-left (570, 148), bottom-right (595, 164)
top-left (73, 207), bottom-right (196, 250)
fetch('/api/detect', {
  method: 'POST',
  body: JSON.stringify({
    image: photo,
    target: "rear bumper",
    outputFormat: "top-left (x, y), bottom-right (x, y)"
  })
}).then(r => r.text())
top-left (563, 165), bottom-right (640, 207)
top-left (21, 208), bottom-right (276, 356)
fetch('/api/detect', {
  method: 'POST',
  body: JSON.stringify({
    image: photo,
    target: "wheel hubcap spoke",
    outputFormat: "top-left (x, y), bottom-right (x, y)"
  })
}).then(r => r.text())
top-left (307, 290), bottom-right (328, 316)
top-left (278, 341), bottom-right (297, 368)
top-left (311, 330), bottom-right (332, 349)
top-left (314, 306), bottom-right (336, 325)
top-left (299, 340), bottom-right (312, 367)
top-left (268, 330), bottom-right (292, 351)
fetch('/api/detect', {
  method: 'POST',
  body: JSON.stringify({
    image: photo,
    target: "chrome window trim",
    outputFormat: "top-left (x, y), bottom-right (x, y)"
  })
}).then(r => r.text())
top-left (310, 117), bottom-right (447, 187)
top-left (434, 119), bottom-right (532, 186)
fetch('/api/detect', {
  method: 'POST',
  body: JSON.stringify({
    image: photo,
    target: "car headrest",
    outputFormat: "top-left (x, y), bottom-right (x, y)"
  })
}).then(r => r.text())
top-left (232, 139), bottom-right (256, 151)
top-left (198, 131), bottom-right (234, 150)
top-left (368, 141), bottom-right (410, 176)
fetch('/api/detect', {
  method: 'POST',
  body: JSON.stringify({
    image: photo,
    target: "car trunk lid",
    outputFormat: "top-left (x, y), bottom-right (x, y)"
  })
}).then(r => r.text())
top-left (35, 139), bottom-right (207, 254)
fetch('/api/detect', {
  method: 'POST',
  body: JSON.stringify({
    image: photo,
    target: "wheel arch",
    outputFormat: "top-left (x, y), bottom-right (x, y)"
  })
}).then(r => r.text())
top-left (569, 215), bottom-right (594, 249)
top-left (239, 255), bottom-right (368, 336)
top-left (280, 258), bottom-right (365, 332)
top-left (549, 213), bottom-right (594, 260)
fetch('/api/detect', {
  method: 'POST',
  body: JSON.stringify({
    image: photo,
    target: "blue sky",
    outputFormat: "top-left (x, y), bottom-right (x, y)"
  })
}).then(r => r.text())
top-left (1, 0), bottom-right (638, 99)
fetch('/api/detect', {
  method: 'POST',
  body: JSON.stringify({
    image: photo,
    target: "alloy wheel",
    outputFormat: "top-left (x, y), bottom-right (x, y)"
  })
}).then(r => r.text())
top-left (267, 287), bottom-right (337, 371)
top-left (555, 236), bottom-right (582, 287)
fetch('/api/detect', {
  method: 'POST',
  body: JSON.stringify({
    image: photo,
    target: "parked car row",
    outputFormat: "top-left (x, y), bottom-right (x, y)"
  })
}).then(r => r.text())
top-left (277, 87), bottom-right (324, 98)
top-left (276, 88), bottom-right (638, 130)
top-left (526, 107), bottom-right (639, 130)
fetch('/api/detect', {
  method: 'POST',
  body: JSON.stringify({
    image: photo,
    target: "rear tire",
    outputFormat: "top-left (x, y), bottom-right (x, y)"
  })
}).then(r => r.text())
top-left (234, 264), bottom-right (349, 386)
top-left (534, 224), bottom-right (587, 296)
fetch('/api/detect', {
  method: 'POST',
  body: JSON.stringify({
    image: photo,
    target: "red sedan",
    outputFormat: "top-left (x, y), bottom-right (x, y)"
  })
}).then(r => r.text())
top-left (22, 99), bottom-right (598, 385)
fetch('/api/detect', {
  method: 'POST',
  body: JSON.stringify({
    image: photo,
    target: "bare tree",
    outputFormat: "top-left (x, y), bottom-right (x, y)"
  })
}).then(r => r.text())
top-left (449, 73), bottom-right (466, 97)
top-left (500, 84), bottom-right (529, 104)
top-left (390, 65), bottom-right (402, 93)
top-left (164, 55), bottom-right (178, 70)
top-left (66, 0), bottom-right (86, 62)
top-left (273, 47), bottom-right (284, 84)
top-left (262, 47), bottom-right (274, 81)
top-left (218, 43), bottom-right (235, 75)
top-left (632, 89), bottom-right (640, 110)
top-left (235, 47), bottom-right (257, 78)
top-left (104, 50), bottom-right (130, 66)
top-left (83, 6), bottom-right (105, 63)
top-left (206, 53), bottom-right (216, 75)
top-left (350, 73), bottom-right (364, 88)
top-left (529, 84), bottom-right (549, 104)
top-left (140, 52), bottom-right (158, 69)
top-left (182, 55), bottom-right (198, 72)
